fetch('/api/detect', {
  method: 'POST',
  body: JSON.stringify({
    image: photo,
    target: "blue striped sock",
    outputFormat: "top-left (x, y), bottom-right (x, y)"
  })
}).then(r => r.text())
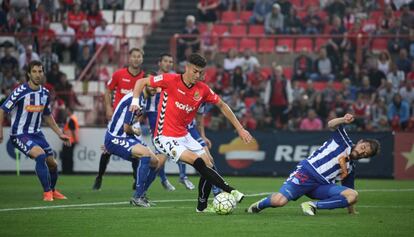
top-left (257, 195), bottom-right (273, 210)
top-left (50, 168), bottom-right (58, 190)
top-left (35, 154), bottom-right (51, 192)
top-left (178, 162), bottom-right (186, 180)
top-left (315, 195), bottom-right (349, 209)
top-left (158, 166), bottom-right (167, 183)
top-left (144, 167), bottom-right (158, 192)
top-left (134, 157), bottom-right (150, 198)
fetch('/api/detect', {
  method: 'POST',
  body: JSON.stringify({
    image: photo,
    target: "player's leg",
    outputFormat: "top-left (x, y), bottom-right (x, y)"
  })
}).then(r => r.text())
top-left (131, 159), bottom-right (138, 190)
top-left (92, 151), bottom-right (111, 190)
top-left (204, 146), bottom-right (222, 195)
top-left (143, 154), bottom-right (168, 205)
top-left (158, 165), bottom-right (175, 191)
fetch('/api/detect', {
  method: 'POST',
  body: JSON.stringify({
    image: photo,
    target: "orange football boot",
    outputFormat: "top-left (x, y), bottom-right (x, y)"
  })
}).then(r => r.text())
top-left (52, 190), bottom-right (68, 200)
top-left (43, 191), bottom-right (54, 201)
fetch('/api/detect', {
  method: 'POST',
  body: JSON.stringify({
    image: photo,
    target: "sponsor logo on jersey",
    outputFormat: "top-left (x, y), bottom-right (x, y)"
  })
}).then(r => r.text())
top-left (5, 101), bottom-right (13, 109)
top-left (175, 101), bottom-right (195, 113)
top-left (122, 78), bottom-right (130, 82)
top-left (25, 105), bottom-right (45, 112)
top-left (177, 89), bottom-right (186, 95)
top-left (154, 75), bottom-right (163, 82)
top-left (193, 90), bottom-right (201, 101)
top-left (120, 89), bottom-right (132, 94)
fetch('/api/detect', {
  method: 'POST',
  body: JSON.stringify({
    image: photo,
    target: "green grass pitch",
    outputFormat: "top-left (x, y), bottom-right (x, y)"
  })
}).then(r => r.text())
top-left (0, 175), bottom-right (413, 237)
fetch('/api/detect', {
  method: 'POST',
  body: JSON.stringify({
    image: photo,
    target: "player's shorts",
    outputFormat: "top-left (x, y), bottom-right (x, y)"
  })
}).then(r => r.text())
top-left (188, 126), bottom-right (207, 147)
top-left (278, 164), bottom-right (348, 201)
top-left (104, 132), bottom-right (146, 162)
top-left (10, 132), bottom-right (53, 157)
top-left (153, 133), bottom-right (205, 162)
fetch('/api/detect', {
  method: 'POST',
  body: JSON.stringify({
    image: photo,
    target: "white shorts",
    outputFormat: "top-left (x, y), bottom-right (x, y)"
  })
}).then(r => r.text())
top-left (153, 133), bottom-right (205, 162)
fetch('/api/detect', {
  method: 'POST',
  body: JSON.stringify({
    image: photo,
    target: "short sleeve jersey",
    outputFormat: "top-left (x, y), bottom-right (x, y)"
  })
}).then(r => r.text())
top-left (107, 67), bottom-right (145, 108)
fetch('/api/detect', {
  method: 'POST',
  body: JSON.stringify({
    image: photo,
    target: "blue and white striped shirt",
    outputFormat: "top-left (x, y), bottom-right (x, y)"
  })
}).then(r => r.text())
top-left (1, 83), bottom-right (51, 135)
top-left (107, 93), bottom-right (136, 137)
top-left (305, 126), bottom-right (354, 184)
top-left (140, 92), bottom-right (160, 112)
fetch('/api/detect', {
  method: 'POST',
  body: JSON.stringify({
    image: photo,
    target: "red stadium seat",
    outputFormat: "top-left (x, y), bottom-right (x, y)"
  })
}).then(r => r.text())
top-left (315, 38), bottom-right (328, 50)
top-left (204, 67), bottom-right (217, 83)
top-left (295, 38), bottom-right (313, 52)
top-left (230, 24), bottom-right (247, 36)
top-left (317, 11), bottom-right (328, 21)
top-left (297, 11), bottom-right (307, 20)
top-left (303, 0), bottom-right (319, 9)
top-left (219, 38), bottom-right (238, 53)
top-left (244, 97), bottom-right (256, 109)
top-left (221, 11), bottom-right (238, 24)
top-left (239, 11), bottom-right (252, 23)
top-left (198, 23), bottom-right (207, 33)
top-left (290, 0), bottom-right (302, 7)
top-left (261, 67), bottom-right (272, 78)
top-left (370, 11), bottom-right (383, 21)
top-left (258, 38), bottom-right (275, 53)
top-left (249, 25), bottom-right (265, 35)
top-left (213, 24), bottom-right (229, 35)
top-left (276, 38), bottom-right (294, 53)
top-left (371, 38), bottom-right (388, 52)
top-left (239, 38), bottom-right (257, 52)
top-left (283, 67), bottom-right (293, 80)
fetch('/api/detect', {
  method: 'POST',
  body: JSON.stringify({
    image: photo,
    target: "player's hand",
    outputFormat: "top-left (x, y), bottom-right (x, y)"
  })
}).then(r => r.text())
top-left (237, 128), bottom-right (253, 144)
top-left (59, 133), bottom-right (71, 146)
top-left (133, 127), bottom-right (141, 136)
top-left (106, 107), bottom-right (113, 121)
top-left (202, 136), bottom-right (212, 149)
top-left (347, 205), bottom-right (359, 215)
top-left (344, 113), bottom-right (354, 124)
top-left (129, 104), bottom-right (142, 113)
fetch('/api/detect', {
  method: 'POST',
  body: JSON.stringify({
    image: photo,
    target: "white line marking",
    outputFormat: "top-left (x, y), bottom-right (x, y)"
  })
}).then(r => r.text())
top-left (0, 189), bottom-right (413, 212)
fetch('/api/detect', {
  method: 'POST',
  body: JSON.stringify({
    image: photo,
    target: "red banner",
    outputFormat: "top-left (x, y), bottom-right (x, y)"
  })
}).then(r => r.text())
top-left (394, 133), bottom-right (414, 180)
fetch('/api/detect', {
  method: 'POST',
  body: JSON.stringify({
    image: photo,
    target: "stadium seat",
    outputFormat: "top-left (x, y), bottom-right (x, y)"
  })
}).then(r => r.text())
top-left (134, 11), bottom-right (152, 24)
top-left (261, 67), bottom-right (272, 78)
top-left (249, 25), bottom-right (265, 35)
top-left (257, 38), bottom-right (275, 53)
top-left (244, 97), bottom-right (256, 109)
top-left (370, 11), bottom-right (383, 21)
top-left (198, 23), bottom-right (207, 33)
top-left (50, 22), bottom-right (62, 33)
top-left (362, 19), bottom-right (377, 33)
top-left (230, 25), bottom-right (247, 36)
top-left (213, 24), bottom-right (229, 35)
top-left (102, 10), bottom-right (114, 23)
top-left (239, 38), bottom-right (257, 52)
top-left (290, 0), bottom-right (302, 7)
top-left (115, 10), bottom-right (133, 23)
top-left (126, 24), bottom-right (144, 37)
top-left (221, 11), bottom-right (238, 24)
top-left (303, 0), bottom-right (319, 9)
top-left (60, 64), bottom-right (75, 80)
top-left (315, 38), bottom-right (328, 50)
top-left (276, 38), bottom-right (294, 53)
top-left (219, 38), bottom-right (238, 53)
top-left (371, 38), bottom-right (388, 53)
top-left (297, 11), bottom-right (307, 20)
top-left (143, 0), bottom-right (161, 10)
top-left (317, 11), bottom-right (328, 21)
top-left (204, 67), bottom-right (217, 83)
top-left (73, 111), bottom-right (86, 126)
top-left (0, 36), bottom-right (16, 45)
top-left (295, 38), bottom-right (313, 52)
top-left (109, 24), bottom-right (123, 36)
top-left (77, 95), bottom-right (94, 110)
top-left (239, 11), bottom-right (252, 23)
top-left (124, 0), bottom-right (142, 10)
top-left (283, 67), bottom-right (293, 80)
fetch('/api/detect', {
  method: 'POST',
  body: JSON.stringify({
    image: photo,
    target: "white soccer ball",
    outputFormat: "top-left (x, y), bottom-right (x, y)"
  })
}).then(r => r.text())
top-left (213, 192), bottom-right (236, 215)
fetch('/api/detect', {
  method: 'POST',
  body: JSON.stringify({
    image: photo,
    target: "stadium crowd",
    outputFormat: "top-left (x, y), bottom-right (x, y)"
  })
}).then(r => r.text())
top-left (0, 0), bottom-right (414, 133)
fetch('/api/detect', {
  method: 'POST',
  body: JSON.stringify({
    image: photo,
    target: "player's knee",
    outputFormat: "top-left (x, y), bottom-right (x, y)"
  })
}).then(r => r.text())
top-left (29, 146), bottom-right (45, 158)
top-left (271, 193), bottom-right (288, 207)
top-left (46, 157), bottom-right (58, 171)
top-left (343, 189), bottom-right (358, 204)
top-left (131, 144), bottom-right (149, 158)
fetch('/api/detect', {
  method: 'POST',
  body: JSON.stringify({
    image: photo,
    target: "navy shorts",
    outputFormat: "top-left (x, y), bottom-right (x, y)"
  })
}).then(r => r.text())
top-left (105, 133), bottom-right (146, 162)
top-left (10, 132), bottom-right (53, 157)
top-left (279, 164), bottom-right (348, 201)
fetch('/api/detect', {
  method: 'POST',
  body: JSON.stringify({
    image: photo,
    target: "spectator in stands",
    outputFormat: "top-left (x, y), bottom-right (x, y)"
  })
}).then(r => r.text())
top-left (284, 7), bottom-right (303, 34)
top-left (246, 65), bottom-right (267, 97)
top-left (387, 62), bottom-right (406, 93)
top-left (302, 6), bottom-right (324, 34)
top-left (76, 45), bottom-right (93, 76)
top-left (55, 73), bottom-right (82, 109)
top-left (341, 78), bottom-right (358, 103)
top-left (388, 93), bottom-right (410, 130)
top-left (358, 75), bottom-right (376, 102)
top-left (76, 20), bottom-right (94, 58)
top-left (46, 62), bottom-right (64, 87)
top-left (304, 79), bottom-right (316, 102)
top-left (299, 109), bottom-right (323, 131)
top-left (239, 49), bottom-right (260, 73)
top-left (87, 2), bottom-right (103, 29)
top-left (68, 3), bottom-right (87, 32)
top-left (223, 0), bottom-right (242, 13)
top-left (326, 15), bottom-right (346, 63)
top-left (264, 64), bottom-right (291, 129)
top-left (325, 0), bottom-right (346, 18)
top-left (311, 47), bottom-right (335, 81)
top-left (55, 19), bottom-right (76, 62)
top-left (276, 0), bottom-right (292, 17)
top-left (17, 15), bottom-right (37, 47)
top-left (342, 7), bottom-right (355, 31)
top-left (211, 64), bottom-right (231, 93)
top-left (197, 0), bottom-right (220, 22)
top-left (200, 23), bottom-right (218, 63)
top-left (40, 44), bottom-right (59, 75)
top-left (388, 18), bottom-right (410, 54)
top-left (368, 60), bottom-right (387, 89)
top-left (37, 21), bottom-right (56, 47)
top-left (375, 115), bottom-right (391, 131)
top-left (18, 44), bottom-right (40, 70)
top-left (322, 80), bottom-right (337, 106)
top-left (396, 48), bottom-right (412, 74)
top-left (103, 0), bottom-right (123, 10)
top-left (400, 4), bottom-right (414, 30)
top-left (352, 93), bottom-right (370, 130)
top-left (177, 15), bottom-right (200, 61)
top-left (228, 92), bottom-right (246, 119)
top-left (399, 80), bottom-right (414, 105)
top-left (223, 48), bottom-right (242, 72)
top-left (264, 3), bottom-right (284, 34)
top-left (249, 96), bottom-right (268, 129)
top-left (31, 3), bottom-right (49, 30)
top-left (0, 45), bottom-right (19, 74)
top-left (377, 51), bottom-right (391, 75)
top-left (288, 95), bottom-right (310, 130)
top-left (331, 93), bottom-right (349, 117)
top-left (94, 19), bottom-right (115, 62)
top-left (312, 93), bottom-right (329, 121)
top-left (232, 66), bottom-right (247, 92)
top-left (377, 5), bottom-right (396, 34)
top-left (338, 53), bottom-right (355, 81)
top-left (0, 8), bottom-right (7, 32)
top-left (293, 48), bottom-right (313, 81)
top-left (0, 68), bottom-right (17, 93)
top-left (409, 29), bottom-right (414, 59)
top-left (241, 111), bottom-right (257, 130)
top-left (249, 0), bottom-right (272, 24)
top-left (378, 81), bottom-right (396, 105)
top-left (290, 80), bottom-right (304, 102)
top-left (408, 61), bottom-right (414, 82)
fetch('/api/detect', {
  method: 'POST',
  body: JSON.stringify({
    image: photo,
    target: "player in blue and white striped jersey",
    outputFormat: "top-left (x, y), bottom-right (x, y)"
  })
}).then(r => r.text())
top-left (0, 61), bottom-right (71, 201)
top-left (247, 113), bottom-right (381, 216)
top-left (104, 92), bottom-right (160, 207)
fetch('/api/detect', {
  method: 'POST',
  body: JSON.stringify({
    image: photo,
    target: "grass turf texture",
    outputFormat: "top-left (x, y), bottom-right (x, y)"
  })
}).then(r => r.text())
top-left (0, 175), bottom-right (413, 237)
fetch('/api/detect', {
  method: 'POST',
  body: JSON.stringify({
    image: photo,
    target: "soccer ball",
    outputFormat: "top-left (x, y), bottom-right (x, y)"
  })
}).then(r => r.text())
top-left (213, 192), bottom-right (236, 215)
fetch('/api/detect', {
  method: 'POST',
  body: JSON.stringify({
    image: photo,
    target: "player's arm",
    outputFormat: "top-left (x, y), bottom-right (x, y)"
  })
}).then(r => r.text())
top-left (341, 167), bottom-right (358, 214)
top-left (104, 88), bottom-right (114, 120)
top-left (123, 105), bottom-right (141, 136)
top-left (130, 77), bottom-right (151, 112)
top-left (43, 115), bottom-right (71, 146)
top-left (327, 113), bottom-right (354, 130)
top-left (215, 98), bottom-right (253, 144)
top-left (0, 108), bottom-right (5, 143)
top-left (196, 113), bottom-right (211, 148)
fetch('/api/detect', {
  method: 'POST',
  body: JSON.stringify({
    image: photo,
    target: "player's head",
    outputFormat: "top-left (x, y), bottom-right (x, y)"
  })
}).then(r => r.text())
top-left (158, 53), bottom-right (174, 73)
top-left (185, 53), bottom-right (207, 84)
top-left (26, 60), bottom-right (44, 86)
top-left (349, 138), bottom-right (381, 160)
top-left (145, 85), bottom-right (158, 96)
top-left (128, 48), bottom-right (144, 69)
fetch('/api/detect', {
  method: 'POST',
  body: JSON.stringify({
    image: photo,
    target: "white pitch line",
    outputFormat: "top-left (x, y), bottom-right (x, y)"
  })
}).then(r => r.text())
top-left (0, 188), bottom-right (414, 212)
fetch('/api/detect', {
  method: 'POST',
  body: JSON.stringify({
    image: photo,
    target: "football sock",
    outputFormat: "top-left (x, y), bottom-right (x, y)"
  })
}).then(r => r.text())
top-left (131, 159), bottom-right (138, 183)
top-left (134, 157), bottom-right (150, 198)
top-left (257, 195), bottom-right (273, 210)
top-left (143, 166), bottom-right (158, 193)
top-left (49, 168), bottom-right (58, 191)
top-left (35, 154), bottom-right (51, 192)
top-left (97, 152), bottom-right (111, 178)
top-left (314, 195), bottom-right (349, 209)
top-left (211, 165), bottom-right (222, 195)
top-left (158, 165), bottom-right (168, 183)
top-left (197, 176), bottom-right (212, 211)
top-left (192, 158), bottom-right (234, 193)
top-left (178, 161), bottom-right (186, 179)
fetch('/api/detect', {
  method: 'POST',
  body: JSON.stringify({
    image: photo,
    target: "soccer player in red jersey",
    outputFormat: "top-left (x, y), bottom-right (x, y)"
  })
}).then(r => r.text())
top-left (130, 53), bottom-right (253, 212)
top-left (93, 48), bottom-right (145, 190)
